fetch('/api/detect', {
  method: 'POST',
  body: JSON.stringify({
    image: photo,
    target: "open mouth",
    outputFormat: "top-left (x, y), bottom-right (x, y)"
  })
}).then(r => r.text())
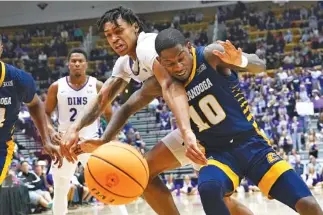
top-left (177, 70), bottom-right (186, 77)
top-left (115, 44), bottom-right (126, 52)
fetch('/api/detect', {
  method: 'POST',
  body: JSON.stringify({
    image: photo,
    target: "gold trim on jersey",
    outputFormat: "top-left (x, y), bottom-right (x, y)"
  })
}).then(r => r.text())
top-left (0, 139), bottom-right (15, 185)
top-left (0, 61), bottom-right (6, 87)
top-left (184, 47), bottom-right (197, 87)
top-left (230, 86), bottom-right (271, 145)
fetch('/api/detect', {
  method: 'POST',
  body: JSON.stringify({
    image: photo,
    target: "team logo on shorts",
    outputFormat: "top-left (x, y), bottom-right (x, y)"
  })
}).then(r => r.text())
top-left (266, 152), bottom-right (280, 164)
top-left (105, 173), bottom-right (120, 188)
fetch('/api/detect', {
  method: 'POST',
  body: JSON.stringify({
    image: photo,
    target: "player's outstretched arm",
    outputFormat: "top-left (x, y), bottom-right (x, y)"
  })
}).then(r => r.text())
top-left (61, 76), bottom-right (128, 162)
top-left (45, 82), bottom-right (61, 145)
top-left (96, 80), bottom-right (113, 123)
top-left (205, 40), bottom-right (266, 74)
top-left (76, 77), bottom-right (161, 154)
top-left (16, 67), bottom-right (62, 167)
top-left (26, 94), bottom-right (63, 167)
top-left (72, 77), bottom-right (127, 131)
top-left (152, 60), bottom-right (207, 165)
top-left (101, 76), bottom-right (161, 142)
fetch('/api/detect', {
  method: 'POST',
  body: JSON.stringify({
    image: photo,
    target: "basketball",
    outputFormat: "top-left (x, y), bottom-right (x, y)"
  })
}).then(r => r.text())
top-left (84, 141), bottom-right (149, 205)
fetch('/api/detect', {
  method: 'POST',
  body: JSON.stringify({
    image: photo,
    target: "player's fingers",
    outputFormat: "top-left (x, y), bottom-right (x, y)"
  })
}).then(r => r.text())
top-left (52, 137), bottom-right (61, 146)
top-left (226, 40), bottom-right (234, 47)
top-left (217, 40), bottom-right (230, 49)
top-left (54, 152), bottom-right (62, 168)
top-left (190, 146), bottom-right (207, 164)
top-left (67, 137), bottom-right (78, 150)
top-left (61, 145), bottom-right (74, 163)
top-left (57, 155), bottom-right (63, 168)
top-left (185, 150), bottom-right (200, 165)
top-left (186, 147), bottom-right (206, 165)
top-left (69, 145), bottom-right (78, 162)
top-left (212, 50), bottom-right (225, 59)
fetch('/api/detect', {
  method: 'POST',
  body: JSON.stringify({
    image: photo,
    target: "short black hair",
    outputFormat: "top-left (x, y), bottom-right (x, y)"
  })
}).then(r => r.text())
top-left (20, 161), bottom-right (28, 165)
top-left (97, 6), bottom-right (145, 32)
top-left (67, 48), bottom-right (88, 61)
top-left (155, 28), bottom-right (186, 55)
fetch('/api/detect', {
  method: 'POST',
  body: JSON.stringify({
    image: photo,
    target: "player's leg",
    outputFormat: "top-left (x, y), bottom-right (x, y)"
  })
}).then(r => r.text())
top-left (144, 129), bottom-right (253, 215)
top-left (51, 158), bottom-right (78, 215)
top-left (0, 140), bottom-right (15, 185)
top-left (195, 169), bottom-right (254, 215)
top-left (198, 154), bottom-right (242, 215)
top-left (78, 153), bottom-right (129, 215)
top-left (245, 137), bottom-right (323, 215)
top-left (143, 140), bottom-right (182, 215)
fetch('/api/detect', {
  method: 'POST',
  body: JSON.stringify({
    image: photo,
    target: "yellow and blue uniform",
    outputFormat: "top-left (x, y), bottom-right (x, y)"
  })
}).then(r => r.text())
top-left (0, 61), bottom-right (36, 185)
top-left (186, 47), bottom-right (311, 213)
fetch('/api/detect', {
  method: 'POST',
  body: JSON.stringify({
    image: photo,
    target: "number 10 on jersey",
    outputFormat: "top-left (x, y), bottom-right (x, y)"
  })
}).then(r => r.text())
top-left (189, 95), bottom-right (226, 132)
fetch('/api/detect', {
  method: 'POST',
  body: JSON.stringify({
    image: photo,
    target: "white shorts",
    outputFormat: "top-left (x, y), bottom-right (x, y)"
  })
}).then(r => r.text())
top-left (161, 129), bottom-right (200, 170)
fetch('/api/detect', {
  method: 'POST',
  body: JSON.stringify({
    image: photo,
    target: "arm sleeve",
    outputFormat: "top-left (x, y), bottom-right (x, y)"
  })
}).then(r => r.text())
top-left (14, 66), bottom-right (37, 103)
top-left (112, 56), bottom-right (132, 83)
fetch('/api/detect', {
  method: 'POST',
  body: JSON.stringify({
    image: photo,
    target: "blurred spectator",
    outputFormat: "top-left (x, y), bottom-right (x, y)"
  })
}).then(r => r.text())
top-left (17, 161), bottom-right (53, 209)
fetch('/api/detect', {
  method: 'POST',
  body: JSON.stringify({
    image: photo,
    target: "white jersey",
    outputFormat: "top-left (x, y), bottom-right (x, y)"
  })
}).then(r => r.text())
top-left (112, 32), bottom-right (157, 83)
top-left (56, 76), bottom-right (99, 139)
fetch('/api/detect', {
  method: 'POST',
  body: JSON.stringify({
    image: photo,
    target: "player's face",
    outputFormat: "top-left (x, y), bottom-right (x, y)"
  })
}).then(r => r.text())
top-left (158, 44), bottom-right (193, 82)
top-left (103, 18), bottom-right (139, 56)
top-left (68, 53), bottom-right (88, 78)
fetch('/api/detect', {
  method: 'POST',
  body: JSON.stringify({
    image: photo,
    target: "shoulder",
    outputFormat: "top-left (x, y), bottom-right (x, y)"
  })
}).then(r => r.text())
top-left (203, 42), bottom-right (224, 63)
top-left (136, 32), bottom-right (158, 67)
top-left (47, 81), bottom-right (59, 94)
top-left (113, 56), bottom-right (130, 72)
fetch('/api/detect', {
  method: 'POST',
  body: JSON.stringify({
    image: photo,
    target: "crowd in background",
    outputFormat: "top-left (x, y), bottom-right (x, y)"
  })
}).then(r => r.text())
top-left (1, 1), bottom-right (323, 213)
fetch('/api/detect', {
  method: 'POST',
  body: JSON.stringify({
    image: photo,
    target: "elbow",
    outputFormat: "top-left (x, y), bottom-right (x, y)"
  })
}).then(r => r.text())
top-left (251, 54), bottom-right (266, 72)
top-left (259, 59), bottom-right (266, 71)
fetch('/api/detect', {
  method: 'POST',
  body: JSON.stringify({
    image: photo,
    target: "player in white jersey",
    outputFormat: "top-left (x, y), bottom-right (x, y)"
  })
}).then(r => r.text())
top-left (45, 48), bottom-right (128, 215)
top-left (61, 7), bottom-right (258, 215)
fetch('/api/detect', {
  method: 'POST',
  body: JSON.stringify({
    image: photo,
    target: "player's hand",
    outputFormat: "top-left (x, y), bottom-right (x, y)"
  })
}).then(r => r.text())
top-left (212, 40), bottom-right (243, 68)
top-left (49, 132), bottom-right (62, 146)
top-left (43, 142), bottom-right (63, 168)
top-left (72, 139), bottom-right (105, 156)
top-left (61, 126), bottom-right (79, 163)
top-left (183, 130), bottom-right (207, 165)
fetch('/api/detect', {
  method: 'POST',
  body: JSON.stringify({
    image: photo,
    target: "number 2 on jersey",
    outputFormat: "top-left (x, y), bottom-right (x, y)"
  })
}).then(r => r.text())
top-left (0, 108), bottom-right (6, 127)
top-left (189, 95), bottom-right (226, 132)
top-left (70, 108), bottom-right (77, 122)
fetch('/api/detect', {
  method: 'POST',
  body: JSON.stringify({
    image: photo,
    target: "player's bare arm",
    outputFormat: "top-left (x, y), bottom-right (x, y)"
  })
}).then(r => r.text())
top-left (62, 76), bottom-right (128, 162)
top-left (204, 40), bottom-right (266, 75)
top-left (96, 80), bottom-right (113, 122)
top-left (76, 76), bottom-right (162, 154)
top-left (152, 60), bottom-right (207, 165)
top-left (26, 94), bottom-right (63, 167)
top-left (45, 81), bottom-right (62, 145)
top-left (73, 77), bottom-right (127, 131)
top-left (0, 42), bottom-right (3, 58)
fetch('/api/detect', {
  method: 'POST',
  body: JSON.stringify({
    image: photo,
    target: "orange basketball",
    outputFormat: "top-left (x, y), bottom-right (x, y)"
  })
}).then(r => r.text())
top-left (84, 141), bottom-right (149, 205)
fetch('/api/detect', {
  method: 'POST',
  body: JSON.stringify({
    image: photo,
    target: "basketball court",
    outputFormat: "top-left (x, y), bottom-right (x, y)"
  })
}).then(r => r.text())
top-left (42, 189), bottom-right (323, 215)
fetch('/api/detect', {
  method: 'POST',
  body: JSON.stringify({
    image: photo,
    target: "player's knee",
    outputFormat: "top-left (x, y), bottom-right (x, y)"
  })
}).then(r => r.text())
top-left (144, 141), bottom-right (164, 180)
top-left (198, 180), bottom-right (225, 200)
top-left (295, 196), bottom-right (323, 214)
top-left (53, 176), bottom-right (70, 190)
